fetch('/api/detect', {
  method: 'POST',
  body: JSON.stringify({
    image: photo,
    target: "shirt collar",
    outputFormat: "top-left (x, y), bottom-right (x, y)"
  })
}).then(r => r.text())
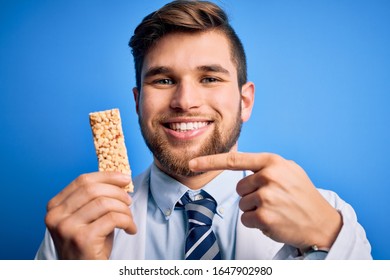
top-left (149, 163), bottom-right (242, 220)
top-left (150, 164), bottom-right (188, 219)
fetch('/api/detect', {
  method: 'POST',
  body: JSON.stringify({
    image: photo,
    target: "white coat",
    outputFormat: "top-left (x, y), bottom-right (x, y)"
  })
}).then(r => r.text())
top-left (36, 166), bottom-right (372, 260)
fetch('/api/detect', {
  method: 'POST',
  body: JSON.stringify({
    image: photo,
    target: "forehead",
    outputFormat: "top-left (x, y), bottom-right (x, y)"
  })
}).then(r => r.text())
top-left (142, 30), bottom-right (237, 76)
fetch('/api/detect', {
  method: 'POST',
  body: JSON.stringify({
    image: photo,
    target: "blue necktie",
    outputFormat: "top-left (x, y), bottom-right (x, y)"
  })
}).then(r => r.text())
top-left (180, 191), bottom-right (222, 260)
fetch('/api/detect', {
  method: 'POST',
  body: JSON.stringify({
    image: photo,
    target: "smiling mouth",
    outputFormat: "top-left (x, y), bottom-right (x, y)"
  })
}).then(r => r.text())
top-left (165, 121), bottom-right (211, 132)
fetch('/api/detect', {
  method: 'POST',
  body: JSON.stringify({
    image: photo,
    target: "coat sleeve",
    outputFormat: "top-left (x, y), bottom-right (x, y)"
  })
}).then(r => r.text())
top-left (321, 189), bottom-right (372, 259)
top-left (35, 229), bottom-right (58, 260)
top-left (273, 189), bottom-right (372, 260)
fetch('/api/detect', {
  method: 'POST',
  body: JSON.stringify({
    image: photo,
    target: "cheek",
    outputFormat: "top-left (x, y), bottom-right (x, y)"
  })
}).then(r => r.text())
top-left (137, 97), bottom-right (153, 125)
top-left (210, 93), bottom-right (241, 117)
top-left (138, 94), bottom-right (157, 118)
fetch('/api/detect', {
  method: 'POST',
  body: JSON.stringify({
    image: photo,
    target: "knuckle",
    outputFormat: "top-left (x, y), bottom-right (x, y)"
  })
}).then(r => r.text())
top-left (289, 159), bottom-right (304, 172)
top-left (226, 152), bottom-right (238, 168)
top-left (262, 153), bottom-right (283, 167)
top-left (118, 213), bottom-right (132, 225)
top-left (83, 183), bottom-right (99, 198)
top-left (105, 212), bottom-right (117, 224)
top-left (46, 198), bottom-right (56, 211)
top-left (269, 153), bottom-right (283, 164)
top-left (94, 197), bottom-right (110, 210)
top-left (109, 211), bottom-right (131, 226)
top-left (75, 173), bottom-right (93, 187)
top-left (258, 187), bottom-right (272, 204)
top-left (56, 219), bottom-right (73, 238)
top-left (255, 208), bottom-right (272, 226)
top-left (260, 167), bottom-right (277, 181)
top-left (44, 211), bottom-right (56, 229)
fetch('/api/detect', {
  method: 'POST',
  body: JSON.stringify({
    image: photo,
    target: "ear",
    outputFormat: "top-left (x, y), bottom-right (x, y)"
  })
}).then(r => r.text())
top-left (132, 87), bottom-right (140, 115)
top-left (240, 81), bottom-right (255, 122)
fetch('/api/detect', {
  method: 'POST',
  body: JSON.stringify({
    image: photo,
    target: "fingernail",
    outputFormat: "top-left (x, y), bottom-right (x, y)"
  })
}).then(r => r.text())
top-left (117, 172), bottom-right (131, 181)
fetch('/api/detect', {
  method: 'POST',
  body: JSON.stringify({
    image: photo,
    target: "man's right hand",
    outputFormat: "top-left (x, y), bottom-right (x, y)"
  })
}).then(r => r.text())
top-left (45, 172), bottom-right (137, 259)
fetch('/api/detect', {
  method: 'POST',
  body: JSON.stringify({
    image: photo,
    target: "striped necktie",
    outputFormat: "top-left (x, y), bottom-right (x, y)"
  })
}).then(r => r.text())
top-left (180, 191), bottom-right (222, 260)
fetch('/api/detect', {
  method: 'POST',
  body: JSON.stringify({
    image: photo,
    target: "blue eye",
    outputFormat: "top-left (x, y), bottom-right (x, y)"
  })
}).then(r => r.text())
top-left (156, 79), bottom-right (174, 85)
top-left (201, 77), bottom-right (218, 83)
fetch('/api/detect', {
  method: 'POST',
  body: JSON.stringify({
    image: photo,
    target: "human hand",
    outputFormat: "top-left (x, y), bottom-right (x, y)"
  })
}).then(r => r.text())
top-left (45, 172), bottom-right (137, 259)
top-left (189, 152), bottom-right (342, 251)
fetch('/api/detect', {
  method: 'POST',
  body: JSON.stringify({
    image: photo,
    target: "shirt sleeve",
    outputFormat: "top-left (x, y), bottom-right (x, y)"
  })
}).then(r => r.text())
top-left (273, 189), bottom-right (372, 260)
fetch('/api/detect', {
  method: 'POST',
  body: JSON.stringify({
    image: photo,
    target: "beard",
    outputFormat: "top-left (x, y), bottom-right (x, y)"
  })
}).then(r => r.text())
top-left (138, 106), bottom-right (242, 178)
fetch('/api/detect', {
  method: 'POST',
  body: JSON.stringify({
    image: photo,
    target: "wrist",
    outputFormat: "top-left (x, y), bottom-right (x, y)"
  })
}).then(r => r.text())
top-left (318, 209), bottom-right (343, 248)
top-left (311, 208), bottom-right (343, 249)
top-left (298, 245), bottom-right (330, 260)
top-left (299, 209), bottom-right (343, 252)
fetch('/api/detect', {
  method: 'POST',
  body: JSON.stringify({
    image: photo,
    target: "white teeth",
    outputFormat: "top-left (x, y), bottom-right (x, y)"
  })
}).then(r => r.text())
top-left (169, 122), bottom-right (208, 132)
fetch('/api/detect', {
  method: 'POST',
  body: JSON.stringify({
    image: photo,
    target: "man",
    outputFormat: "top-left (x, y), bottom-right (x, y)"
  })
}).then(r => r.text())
top-left (36, 0), bottom-right (371, 260)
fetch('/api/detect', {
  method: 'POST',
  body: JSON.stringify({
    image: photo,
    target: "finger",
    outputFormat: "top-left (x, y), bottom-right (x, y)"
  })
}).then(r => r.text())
top-left (47, 199), bottom-right (136, 247)
top-left (46, 176), bottom-right (132, 230)
top-left (189, 152), bottom-right (274, 173)
top-left (240, 211), bottom-right (277, 241)
top-left (238, 191), bottom-right (260, 212)
top-left (70, 197), bottom-right (132, 226)
top-left (59, 182), bottom-right (132, 217)
top-left (240, 210), bottom-right (259, 229)
top-left (236, 173), bottom-right (267, 197)
top-left (90, 211), bottom-right (137, 237)
top-left (46, 185), bottom-right (133, 231)
top-left (240, 208), bottom-right (273, 232)
top-left (48, 172), bottom-right (131, 211)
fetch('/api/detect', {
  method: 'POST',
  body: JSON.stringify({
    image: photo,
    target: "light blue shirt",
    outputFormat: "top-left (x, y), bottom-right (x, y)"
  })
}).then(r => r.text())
top-left (35, 164), bottom-right (373, 260)
top-left (145, 163), bottom-right (243, 259)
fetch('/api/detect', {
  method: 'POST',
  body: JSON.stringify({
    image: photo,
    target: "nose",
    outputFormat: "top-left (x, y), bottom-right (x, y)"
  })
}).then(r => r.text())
top-left (170, 81), bottom-right (201, 111)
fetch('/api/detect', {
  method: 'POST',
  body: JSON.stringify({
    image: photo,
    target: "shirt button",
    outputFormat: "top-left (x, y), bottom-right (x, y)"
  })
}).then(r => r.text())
top-left (194, 194), bottom-right (203, 201)
top-left (218, 207), bottom-right (225, 215)
top-left (165, 209), bottom-right (172, 216)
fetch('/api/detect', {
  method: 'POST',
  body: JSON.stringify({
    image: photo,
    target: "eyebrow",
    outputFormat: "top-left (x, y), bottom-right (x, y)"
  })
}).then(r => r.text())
top-left (143, 64), bottom-right (231, 79)
top-left (197, 64), bottom-right (230, 75)
top-left (143, 66), bottom-right (172, 79)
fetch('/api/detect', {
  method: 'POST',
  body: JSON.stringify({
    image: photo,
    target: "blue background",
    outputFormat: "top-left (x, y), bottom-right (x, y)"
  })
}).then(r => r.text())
top-left (1, 0), bottom-right (389, 259)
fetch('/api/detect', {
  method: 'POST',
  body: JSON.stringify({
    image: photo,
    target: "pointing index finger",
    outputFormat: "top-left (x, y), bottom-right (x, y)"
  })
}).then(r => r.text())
top-left (189, 152), bottom-right (273, 173)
